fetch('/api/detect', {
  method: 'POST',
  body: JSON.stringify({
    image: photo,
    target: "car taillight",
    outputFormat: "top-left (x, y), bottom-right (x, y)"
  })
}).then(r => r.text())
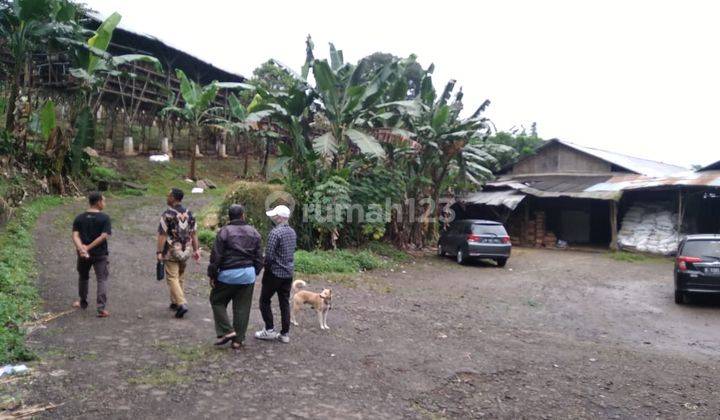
top-left (501, 236), bottom-right (511, 244)
top-left (677, 256), bottom-right (702, 271)
top-left (467, 234), bottom-right (481, 242)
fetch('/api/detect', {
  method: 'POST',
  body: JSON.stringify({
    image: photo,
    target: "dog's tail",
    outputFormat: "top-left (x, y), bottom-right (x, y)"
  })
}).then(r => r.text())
top-left (291, 279), bottom-right (307, 295)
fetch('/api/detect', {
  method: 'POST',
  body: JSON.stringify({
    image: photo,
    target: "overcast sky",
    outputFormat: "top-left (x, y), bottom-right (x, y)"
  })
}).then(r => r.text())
top-left (85, 0), bottom-right (719, 168)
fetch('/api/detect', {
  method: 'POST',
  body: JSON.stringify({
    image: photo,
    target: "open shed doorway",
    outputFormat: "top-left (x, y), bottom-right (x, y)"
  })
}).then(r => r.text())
top-left (535, 197), bottom-right (612, 247)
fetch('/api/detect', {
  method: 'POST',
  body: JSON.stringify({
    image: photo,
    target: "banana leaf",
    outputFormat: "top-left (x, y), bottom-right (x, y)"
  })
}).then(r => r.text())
top-left (346, 129), bottom-right (385, 158)
top-left (312, 132), bottom-right (338, 157)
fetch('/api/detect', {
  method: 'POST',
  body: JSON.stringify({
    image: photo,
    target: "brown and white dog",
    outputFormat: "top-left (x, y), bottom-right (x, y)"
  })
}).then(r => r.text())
top-left (290, 280), bottom-right (332, 330)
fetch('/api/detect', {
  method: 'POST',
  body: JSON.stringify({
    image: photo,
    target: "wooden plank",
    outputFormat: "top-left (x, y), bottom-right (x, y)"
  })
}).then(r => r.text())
top-left (609, 200), bottom-right (619, 250)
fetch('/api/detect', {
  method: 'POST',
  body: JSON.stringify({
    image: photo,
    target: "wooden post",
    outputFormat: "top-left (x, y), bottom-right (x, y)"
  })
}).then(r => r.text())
top-left (523, 202), bottom-right (530, 246)
top-left (677, 189), bottom-right (683, 241)
top-left (609, 200), bottom-right (619, 250)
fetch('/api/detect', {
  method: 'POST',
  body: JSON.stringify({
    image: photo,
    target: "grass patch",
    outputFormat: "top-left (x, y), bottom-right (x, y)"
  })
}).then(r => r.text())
top-left (295, 249), bottom-right (386, 274)
top-left (0, 196), bottom-right (64, 364)
top-left (128, 342), bottom-right (219, 387)
top-left (128, 366), bottom-right (190, 387)
top-left (119, 156), bottom-right (248, 197)
top-left (609, 251), bottom-right (649, 263)
top-left (363, 241), bottom-right (411, 263)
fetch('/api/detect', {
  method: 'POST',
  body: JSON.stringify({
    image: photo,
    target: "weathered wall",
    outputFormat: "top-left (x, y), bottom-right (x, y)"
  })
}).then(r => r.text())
top-left (513, 143), bottom-right (613, 174)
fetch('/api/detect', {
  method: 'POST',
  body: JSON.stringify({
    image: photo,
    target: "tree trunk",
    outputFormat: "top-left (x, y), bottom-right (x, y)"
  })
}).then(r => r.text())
top-left (4, 70), bottom-right (20, 134)
top-left (243, 134), bottom-right (250, 177)
top-left (189, 125), bottom-right (198, 180)
top-left (261, 138), bottom-right (271, 178)
top-left (169, 118), bottom-right (176, 157)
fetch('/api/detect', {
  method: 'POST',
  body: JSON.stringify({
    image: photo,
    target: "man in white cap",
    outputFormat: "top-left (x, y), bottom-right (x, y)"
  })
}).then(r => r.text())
top-left (255, 205), bottom-right (296, 343)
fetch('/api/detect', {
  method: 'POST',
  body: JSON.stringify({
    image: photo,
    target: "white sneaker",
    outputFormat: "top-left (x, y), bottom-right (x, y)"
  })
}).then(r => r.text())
top-left (254, 329), bottom-right (279, 340)
top-left (278, 333), bottom-right (290, 343)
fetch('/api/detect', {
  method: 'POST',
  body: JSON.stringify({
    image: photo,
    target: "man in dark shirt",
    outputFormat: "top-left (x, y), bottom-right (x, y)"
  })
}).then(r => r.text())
top-left (207, 204), bottom-right (263, 349)
top-left (71, 191), bottom-right (112, 317)
top-left (156, 188), bottom-right (200, 319)
top-left (255, 205), bottom-right (296, 344)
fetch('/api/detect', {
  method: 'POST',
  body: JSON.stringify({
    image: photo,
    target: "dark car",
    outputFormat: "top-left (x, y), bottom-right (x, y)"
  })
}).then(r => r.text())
top-left (674, 234), bottom-right (720, 304)
top-left (438, 219), bottom-right (511, 266)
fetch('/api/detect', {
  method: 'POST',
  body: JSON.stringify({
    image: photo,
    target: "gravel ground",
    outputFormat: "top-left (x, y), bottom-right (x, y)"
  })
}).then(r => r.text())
top-left (6, 196), bottom-right (720, 419)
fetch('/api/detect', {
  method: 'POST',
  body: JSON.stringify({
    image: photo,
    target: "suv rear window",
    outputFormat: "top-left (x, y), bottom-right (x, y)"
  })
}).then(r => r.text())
top-left (471, 224), bottom-right (507, 236)
top-left (681, 240), bottom-right (720, 258)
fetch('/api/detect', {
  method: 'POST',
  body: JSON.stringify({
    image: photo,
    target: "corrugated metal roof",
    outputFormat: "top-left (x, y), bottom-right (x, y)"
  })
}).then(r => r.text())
top-left (699, 160), bottom-right (720, 172)
top-left (585, 170), bottom-right (720, 191)
top-left (486, 178), bottom-right (622, 201)
top-left (554, 140), bottom-right (687, 177)
top-left (87, 11), bottom-right (245, 81)
top-left (473, 171), bottom-right (720, 205)
top-left (498, 175), bottom-right (612, 193)
top-left (462, 190), bottom-right (526, 210)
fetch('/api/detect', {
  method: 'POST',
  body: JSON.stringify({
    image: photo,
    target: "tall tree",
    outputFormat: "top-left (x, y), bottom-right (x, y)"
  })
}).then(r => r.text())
top-left (250, 60), bottom-right (297, 93)
top-left (358, 52), bottom-right (424, 98)
top-left (485, 124), bottom-right (545, 167)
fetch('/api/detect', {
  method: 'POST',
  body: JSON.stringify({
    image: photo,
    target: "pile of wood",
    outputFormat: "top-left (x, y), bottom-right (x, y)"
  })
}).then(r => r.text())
top-left (543, 231), bottom-right (557, 247)
top-left (534, 211), bottom-right (546, 247)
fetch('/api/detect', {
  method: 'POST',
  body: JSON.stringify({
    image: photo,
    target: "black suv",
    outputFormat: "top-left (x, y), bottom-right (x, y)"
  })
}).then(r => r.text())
top-left (674, 234), bottom-right (720, 304)
top-left (438, 219), bottom-right (511, 266)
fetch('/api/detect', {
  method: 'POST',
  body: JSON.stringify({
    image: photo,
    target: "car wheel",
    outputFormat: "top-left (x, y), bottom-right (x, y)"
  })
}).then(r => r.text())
top-left (674, 290), bottom-right (685, 305)
top-left (456, 248), bottom-right (466, 265)
top-left (437, 244), bottom-right (445, 257)
top-left (496, 258), bottom-right (507, 267)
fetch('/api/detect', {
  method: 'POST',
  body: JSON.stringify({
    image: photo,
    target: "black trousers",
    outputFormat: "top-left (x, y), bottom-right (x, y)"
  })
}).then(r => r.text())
top-left (77, 255), bottom-right (109, 310)
top-left (259, 270), bottom-right (292, 334)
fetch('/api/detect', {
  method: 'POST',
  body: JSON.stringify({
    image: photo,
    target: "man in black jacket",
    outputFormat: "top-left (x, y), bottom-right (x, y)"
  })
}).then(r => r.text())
top-left (207, 204), bottom-right (263, 349)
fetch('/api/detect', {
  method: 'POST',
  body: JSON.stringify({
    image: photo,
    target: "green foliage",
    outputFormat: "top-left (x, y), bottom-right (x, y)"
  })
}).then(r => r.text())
top-left (197, 228), bottom-right (215, 250)
top-left (251, 60), bottom-right (298, 92)
top-left (358, 52), bottom-right (424, 98)
top-left (69, 12), bottom-right (161, 91)
top-left (294, 249), bottom-right (385, 274)
top-left (307, 176), bottom-right (352, 237)
top-left (485, 128), bottom-right (545, 168)
top-left (89, 165), bottom-right (121, 182)
top-left (219, 181), bottom-right (287, 239)
top-left (28, 100), bottom-right (56, 140)
top-left (349, 166), bottom-right (405, 241)
top-left (0, 196), bottom-right (64, 363)
top-left (70, 106), bottom-right (95, 176)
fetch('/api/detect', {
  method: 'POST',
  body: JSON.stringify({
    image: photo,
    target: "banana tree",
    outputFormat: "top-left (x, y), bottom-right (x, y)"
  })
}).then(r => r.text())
top-left (244, 82), bottom-right (320, 179)
top-left (379, 68), bottom-right (513, 246)
top-left (304, 37), bottom-right (406, 168)
top-left (210, 92), bottom-right (273, 173)
top-left (0, 0), bottom-right (83, 133)
top-left (162, 69), bottom-right (249, 179)
top-left (62, 12), bottom-right (161, 175)
top-left (66, 12), bottom-right (162, 111)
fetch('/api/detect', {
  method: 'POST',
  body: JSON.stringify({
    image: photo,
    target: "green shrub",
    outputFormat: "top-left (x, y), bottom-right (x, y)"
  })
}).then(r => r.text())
top-left (197, 229), bottom-right (216, 250)
top-left (219, 181), bottom-right (287, 240)
top-left (89, 165), bottom-right (122, 182)
top-left (0, 196), bottom-right (63, 363)
top-left (294, 249), bottom-right (385, 274)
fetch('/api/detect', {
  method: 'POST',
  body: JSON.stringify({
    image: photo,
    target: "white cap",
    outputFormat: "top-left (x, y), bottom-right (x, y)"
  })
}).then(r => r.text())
top-left (266, 205), bottom-right (291, 218)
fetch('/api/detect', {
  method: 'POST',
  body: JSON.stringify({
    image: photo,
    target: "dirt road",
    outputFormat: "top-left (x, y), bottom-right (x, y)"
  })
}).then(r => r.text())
top-left (9, 196), bottom-right (720, 418)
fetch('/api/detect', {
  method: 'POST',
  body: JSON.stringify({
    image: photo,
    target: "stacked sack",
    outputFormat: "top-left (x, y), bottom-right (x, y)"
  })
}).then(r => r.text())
top-left (618, 203), bottom-right (679, 255)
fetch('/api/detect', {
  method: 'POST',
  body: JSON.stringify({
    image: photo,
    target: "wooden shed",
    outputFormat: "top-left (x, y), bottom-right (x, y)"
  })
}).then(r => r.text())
top-left (457, 139), bottom-right (687, 250)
